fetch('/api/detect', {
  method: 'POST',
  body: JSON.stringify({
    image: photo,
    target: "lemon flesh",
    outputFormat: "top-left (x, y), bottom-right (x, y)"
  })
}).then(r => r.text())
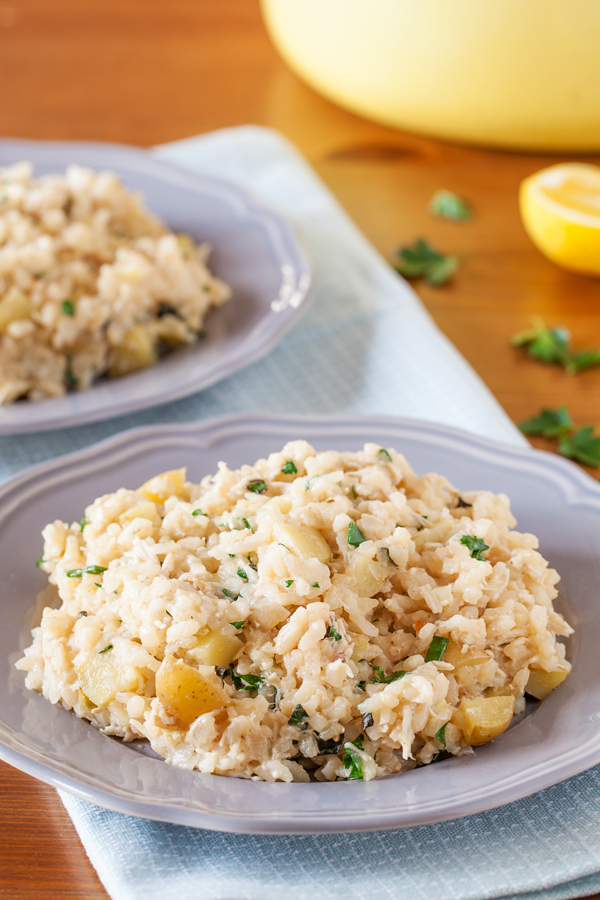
top-left (519, 163), bottom-right (600, 276)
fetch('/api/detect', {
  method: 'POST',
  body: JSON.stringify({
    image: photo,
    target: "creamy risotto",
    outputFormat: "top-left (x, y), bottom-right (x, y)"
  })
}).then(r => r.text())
top-left (0, 162), bottom-right (231, 403)
top-left (17, 442), bottom-right (573, 782)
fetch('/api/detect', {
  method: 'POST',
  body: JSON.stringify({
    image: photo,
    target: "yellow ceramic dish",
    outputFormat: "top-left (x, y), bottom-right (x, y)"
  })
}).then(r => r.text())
top-left (261, 0), bottom-right (600, 151)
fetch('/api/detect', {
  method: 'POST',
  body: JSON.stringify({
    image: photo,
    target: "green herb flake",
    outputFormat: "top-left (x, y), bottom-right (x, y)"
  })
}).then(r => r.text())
top-left (285, 579), bottom-right (294, 587)
top-left (343, 744), bottom-right (364, 780)
top-left (281, 461), bottom-right (298, 475)
top-left (237, 567), bottom-right (248, 581)
top-left (372, 666), bottom-right (406, 685)
top-left (357, 680), bottom-right (367, 691)
top-left (351, 485), bottom-right (358, 500)
top-left (247, 479), bottom-right (267, 494)
top-left (35, 555), bottom-right (44, 568)
top-left (288, 704), bottom-right (309, 730)
top-left (222, 588), bottom-right (240, 601)
top-left (66, 564), bottom-right (108, 578)
top-left (430, 189), bottom-right (471, 221)
top-left (348, 522), bottom-right (367, 547)
top-left (393, 238), bottom-right (459, 287)
top-left (362, 712), bottom-right (374, 731)
top-left (65, 362), bottom-right (78, 389)
top-left (436, 723), bottom-right (447, 748)
top-left (425, 636), bottom-right (450, 662)
top-left (325, 623), bottom-right (342, 641)
top-left (352, 734), bottom-right (365, 750)
top-left (99, 644), bottom-right (113, 654)
top-left (519, 406), bottom-right (573, 439)
top-left (459, 535), bottom-right (490, 561)
top-left (191, 509), bottom-right (206, 517)
top-left (512, 320), bottom-right (571, 366)
top-left (379, 448), bottom-right (392, 462)
top-left (61, 299), bottom-right (75, 316)
top-left (559, 426), bottom-right (600, 467)
top-left (229, 669), bottom-right (264, 691)
top-left (230, 620), bottom-right (246, 630)
top-left (311, 582), bottom-right (320, 589)
top-left (240, 517), bottom-right (252, 532)
top-left (78, 611), bottom-right (88, 618)
top-left (80, 515), bottom-right (87, 531)
top-left (94, 583), bottom-right (102, 589)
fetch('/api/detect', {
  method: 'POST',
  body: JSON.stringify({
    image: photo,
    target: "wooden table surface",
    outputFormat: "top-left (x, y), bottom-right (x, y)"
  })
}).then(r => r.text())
top-left (2, 1), bottom-right (600, 897)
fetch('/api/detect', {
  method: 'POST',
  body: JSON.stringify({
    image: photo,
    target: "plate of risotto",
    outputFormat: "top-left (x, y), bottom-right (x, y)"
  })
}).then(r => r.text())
top-left (0, 141), bottom-right (311, 434)
top-left (1, 413), bottom-right (597, 833)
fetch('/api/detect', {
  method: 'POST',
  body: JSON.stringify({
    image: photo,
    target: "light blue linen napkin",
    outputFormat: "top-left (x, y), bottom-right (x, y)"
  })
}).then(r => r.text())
top-left (4, 126), bottom-right (598, 900)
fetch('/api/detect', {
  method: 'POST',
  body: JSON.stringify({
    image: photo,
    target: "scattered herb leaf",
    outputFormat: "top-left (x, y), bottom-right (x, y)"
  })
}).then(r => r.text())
top-left (362, 712), bottom-right (374, 731)
top-left (456, 497), bottom-right (472, 509)
top-left (393, 238), bottom-right (459, 287)
top-left (281, 461), bottom-right (297, 475)
top-left (436, 723), bottom-right (447, 748)
top-left (356, 680), bottom-right (367, 691)
top-left (247, 479), bottom-right (267, 494)
top-left (94, 583), bottom-right (102, 589)
top-left (61, 299), bottom-right (75, 316)
top-left (519, 406), bottom-right (573, 438)
top-left (511, 318), bottom-right (600, 374)
top-left (99, 644), bottom-right (113, 654)
top-left (343, 744), bottom-right (364, 780)
top-left (80, 515), bottom-right (87, 531)
top-left (316, 734), bottom-right (345, 755)
top-left (559, 426), bottom-right (600, 467)
top-left (36, 555), bottom-right (44, 568)
top-left (66, 565), bottom-right (107, 578)
top-left (430, 190), bottom-right (471, 221)
top-left (222, 588), bottom-right (239, 600)
top-left (191, 509), bottom-right (206, 517)
top-left (348, 522), bottom-right (367, 547)
top-left (311, 582), bottom-right (320, 589)
top-left (460, 535), bottom-right (490, 561)
top-left (288, 704), bottom-right (309, 730)
top-left (285, 579), bottom-right (294, 587)
top-left (229, 668), bottom-right (264, 691)
top-left (372, 666), bottom-right (406, 685)
top-left (230, 620), bottom-right (246, 630)
top-left (237, 567), bottom-right (248, 580)
top-left (78, 611), bottom-right (88, 618)
top-left (325, 623), bottom-right (342, 641)
top-left (425, 636), bottom-right (450, 662)
top-left (352, 734), bottom-right (365, 750)
top-left (379, 448), bottom-right (392, 462)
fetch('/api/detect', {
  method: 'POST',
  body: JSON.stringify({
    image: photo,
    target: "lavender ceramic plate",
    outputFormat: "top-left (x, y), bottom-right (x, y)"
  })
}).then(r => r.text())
top-left (0, 413), bottom-right (597, 833)
top-left (0, 141), bottom-right (311, 434)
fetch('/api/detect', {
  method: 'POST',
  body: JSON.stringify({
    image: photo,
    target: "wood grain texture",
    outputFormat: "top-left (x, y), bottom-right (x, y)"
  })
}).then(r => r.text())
top-left (1, 0), bottom-right (600, 897)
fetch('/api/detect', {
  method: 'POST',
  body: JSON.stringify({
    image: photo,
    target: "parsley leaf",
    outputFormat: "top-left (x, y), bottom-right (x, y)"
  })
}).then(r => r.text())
top-left (311, 582), bottom-right (320, 589)
top-left (343, 744), bottom-right (364, 780)
top-left (191, 509), bottom-right (206, 517)
top-left (316, 734), bottom-right (345, 755)
top-left (435, 723), bottom-right (447, 748)
top-left (35, 555), bottom-right (44, 568)
top-left (66, 565), bottom-right (107, 578)
top-left (430, 190), bottom-right (471, 221)
top-left (247, 479), bottom-right (267, 494)
top-left (559, 426), bottom-right (600, 467)
top-left (348, 522), bottom-right (367, 547)
top-left (230, 620), bottom-right (246, 630)
top-left (65, 358), bottom-right (78, 389)
top-left (393, 238), bottom-right (459, 287)
top-left (288, 704), bottom-right (309, 730)
top-left (80, 515), bottom-right (87, 531)
top-left (237, 567), bottom-right (248, 580)
top-left (285, 579), bottom-right (294, 587)
top-left (99, 644), bottom-right (113, 654)
top-left (356, 680), bottom-right (367, 691)
top-left (222, 588), bottom-right (239, 600)
top-left (61, 299), bottom-right (75, 316)
top-left (325, 623), bottom-right (342, 641)
top-left (512, 321), bottom-right (571, 366)
top-left (567, 349), bottom-right (600, 374)
top-left (460, 535), bottom-right (489, 561)
top-left (372, 666), bottom-right (406, 685)
top-left (425, 636), bottom-right (449, 662)
top-left (352, 734), bottom-right (365, 750)
top-left (379, 448), bottom-right (392, 462)
top-left (281, 461), bottom-right (297, 475)
top-left (229, 669), bottom-right (264, 691)
top-left (518, 406), bottom-right (573, 438)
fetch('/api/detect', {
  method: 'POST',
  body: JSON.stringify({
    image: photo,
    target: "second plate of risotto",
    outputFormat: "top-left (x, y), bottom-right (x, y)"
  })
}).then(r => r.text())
top-left (0, 413), bottom-right (597, 832)
top-left (0, 141), bottom-right (311, 434)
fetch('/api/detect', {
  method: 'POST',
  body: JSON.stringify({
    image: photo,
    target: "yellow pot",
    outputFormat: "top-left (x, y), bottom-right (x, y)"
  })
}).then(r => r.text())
top-left (261, 0), bottom-right (600, 151)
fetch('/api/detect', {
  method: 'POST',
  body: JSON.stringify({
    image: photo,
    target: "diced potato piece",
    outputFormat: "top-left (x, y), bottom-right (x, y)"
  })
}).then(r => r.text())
top-left (347, 553), bottom-right (388, 597)
top-left (154, 316), bottom-right (194, 346)
top-left (444, 639), bottom-right (490, 669)
top-left (0, 287), bottom-right (32, 332)
top-left (460, 695), bottom-right (515, 746)
top-left (108, 325), bottom-right (157, 378)
top-left (138, 468), bottom-right (187, 503)
top-left (526, 669), bottom-right (568, 700)
top-left (119, 500), bottom-right (160, 524)
top-left (76, 650), bottom-right (138, 708)
top-left (156, 656), bottom-right (229, 725)
top-left (272, 523), bottom-right (331, 563)
top-left (188, 629), bottom-right (242, 667)
top-left (351, 634), bottom-right (369, 662)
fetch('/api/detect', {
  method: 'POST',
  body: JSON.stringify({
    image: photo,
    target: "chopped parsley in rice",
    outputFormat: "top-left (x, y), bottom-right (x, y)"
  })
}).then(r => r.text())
top-left (17, 442), bottom-right (573, 782)
top-left (0, 162), bottom-right (230, 403)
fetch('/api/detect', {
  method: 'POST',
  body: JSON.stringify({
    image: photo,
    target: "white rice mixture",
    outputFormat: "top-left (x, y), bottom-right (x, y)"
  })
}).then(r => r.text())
top-left (17, 442), bottom-right (573, 782)
top-left (0, 162), bottom-right (231, 403)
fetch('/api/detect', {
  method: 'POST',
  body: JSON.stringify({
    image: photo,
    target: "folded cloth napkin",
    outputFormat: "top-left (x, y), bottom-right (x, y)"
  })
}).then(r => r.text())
top-left (3, 126), bottom-right (598, 900)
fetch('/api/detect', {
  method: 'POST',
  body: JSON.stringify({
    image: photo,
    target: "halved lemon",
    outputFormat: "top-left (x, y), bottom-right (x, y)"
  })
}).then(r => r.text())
top-left (519, 163), bottom-right (600, 276)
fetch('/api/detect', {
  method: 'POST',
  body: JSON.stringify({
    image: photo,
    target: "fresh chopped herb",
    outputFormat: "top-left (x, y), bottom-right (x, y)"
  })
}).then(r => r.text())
top-left (316, 734), bottom-right (344, 755)
top-left (288, 704), bottom-right (309, 730)
top-left (456, 497), bottom-right (472, 508)
top-left (311, 582), bottom-right (320, 589)
top-left (436, 723), bottom-right (447, 748)
top-left (430, 190), bottom-right (471, 221)
top-left (460, 535), bottom-right (490, 561)
top-left (61, 299), bottom-right (75, 316)
top-left (393, 238), bottom-right (459, 287)
top-left (78, 611), bottom-right (88, 617)
top-left (247, 479), bottom-right (267, 494)
top-left (379, 448), bottom-right (392, 462)
top-left (222, 588), bottom-right (239, 600)
top-left (519, 406), bottom-right (573, 439)
top-left (229, 669), bottom-right (264, 691)
top-left (356, 680), bottom-right (367, 692)
top-left (559, 426), bottom-right (600, 467)
top-left (343, 744), bottom-right (364, 780)
top-left (80, 515), bottom-right (87, 531)
top-left (512, 318), bottom-right (600, 374)
top-left (94, 583), bottom-right (102, 589)
top-left (66, 565), bottom-right (108, 578)
top-left (35, 555), bottom-right (44, 568)
top-left (352, 734), bottom-right (365, 750)
top-left (281, 461), bottom-right (297, 475)
top-left (240, 518), bottom-right (252, 531)
top-left (351, 485), bottom-right (358, 500)
top-left (230, 620), bottom-right (246, 630)
top-left (65, 359), bottom-right (78, 389)
top-left (372, 666), bottom-right (406, 685)
top-left (99, 644), bottom-right (113, 654)
top-left (191, 509), bottom-right (206, 517)
top-left (362, 712), bottom-right (374, 731)
top-left (568, 349), bottom-right (600, 374)
top-left (237, 567), bottom-right (248, 580)
top-left (425, 636), bottom-right (449, 662)
top-left (348, 522), bottom-right (367, 547)
top-left (325, 623), bottom-right (342, 641)
top-left (228, 553), bottom-right (235, 558)
top-left (215, 666), bottom-right (228, 680)
top-left (416, 525), bottom-right (424, 532)
top-left (285, 579), bottom-right (294, 588)
top-left (380, 547), bottom-right (397, 567)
